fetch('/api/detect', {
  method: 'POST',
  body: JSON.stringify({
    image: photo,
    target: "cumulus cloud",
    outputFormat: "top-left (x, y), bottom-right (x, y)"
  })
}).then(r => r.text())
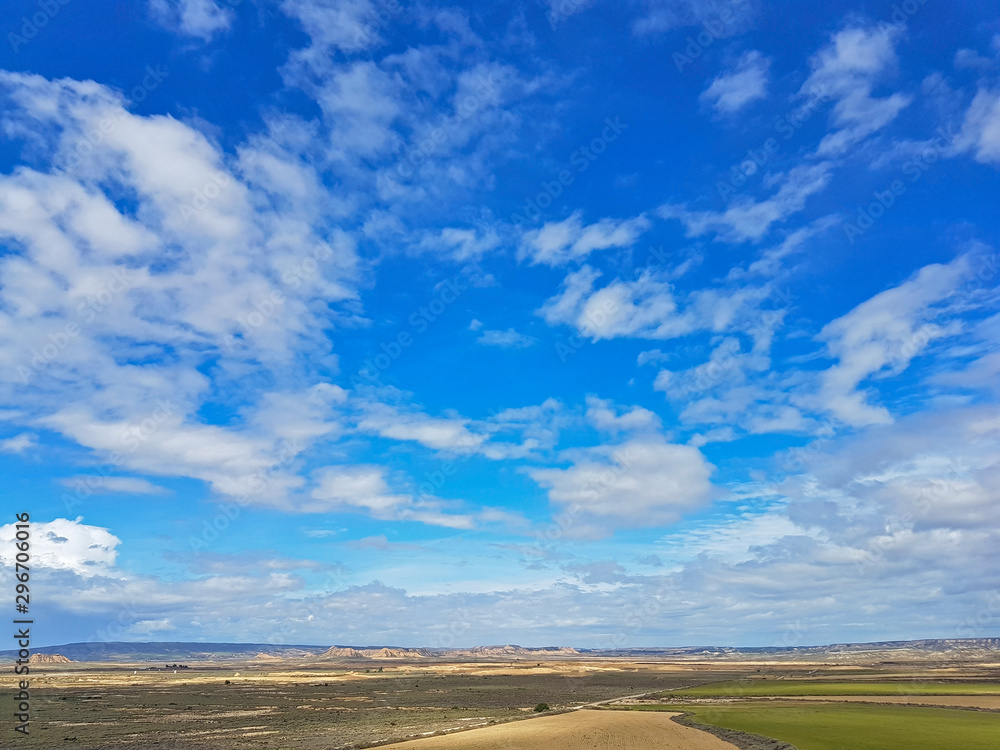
top-left (0, 518), bottom-right (119, 576)
top-left (528, 437), bottom-right (716, 534)
top-left (584, 395), bottom-right (661, 434)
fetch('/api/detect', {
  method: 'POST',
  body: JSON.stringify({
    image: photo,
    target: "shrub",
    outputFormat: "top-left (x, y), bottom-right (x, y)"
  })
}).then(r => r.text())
top-left (534, 702), bottom-right (550, 712)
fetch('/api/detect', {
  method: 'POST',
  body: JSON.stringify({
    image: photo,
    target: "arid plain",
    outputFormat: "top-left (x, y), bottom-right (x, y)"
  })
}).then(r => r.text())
top-left (4, 639), bottom-right (1000, 749)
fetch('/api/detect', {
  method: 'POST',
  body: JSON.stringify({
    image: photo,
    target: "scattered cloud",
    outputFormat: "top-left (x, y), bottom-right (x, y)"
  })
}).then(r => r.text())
top-left (149, 0), bottom-right (234, 40)
top-left (701, 51), bottom-right (770, 115)
top-left (476, 328), bottom-right (538, 348)
top-left (59, 476), bottom-right (170, 495)
top-left (519, 211), bottom-right (651, 266)
top-left (0, 432), bottom-right (36, 453)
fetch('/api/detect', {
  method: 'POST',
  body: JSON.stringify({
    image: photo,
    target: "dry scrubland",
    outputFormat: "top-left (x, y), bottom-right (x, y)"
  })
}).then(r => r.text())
top-left (2, 659), bottom-right (744, 749)
top-left (3, 654), bottom-right (999, 750)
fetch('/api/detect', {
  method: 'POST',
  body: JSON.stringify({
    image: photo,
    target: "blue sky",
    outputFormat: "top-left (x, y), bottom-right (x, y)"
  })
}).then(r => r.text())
top-left (0, 0), bottom-right (999, 649)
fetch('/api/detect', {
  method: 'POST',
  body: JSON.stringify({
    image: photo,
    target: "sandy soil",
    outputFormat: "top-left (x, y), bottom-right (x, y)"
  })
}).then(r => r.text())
top-left (784, 694), bottom-right (1000, 709)
top-left (382, 708), bottom-right (738, 749)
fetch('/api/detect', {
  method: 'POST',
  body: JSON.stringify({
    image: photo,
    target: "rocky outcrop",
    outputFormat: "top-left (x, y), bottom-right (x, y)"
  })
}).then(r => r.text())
top-left (452, 645), bottom-right (581, 658)
top-left (29, 653), bottom-right (72, 664)
top-left (321, 646), bottom-right (428, 659)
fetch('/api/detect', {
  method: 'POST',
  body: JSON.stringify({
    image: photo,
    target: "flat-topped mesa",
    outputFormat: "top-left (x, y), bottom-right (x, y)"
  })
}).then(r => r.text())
top-left (320, 646), bottom-right (428, 659)
top-left (29, 653), bottom-right (72, 664)
top-left (453, 645), bottom-right (581, 658)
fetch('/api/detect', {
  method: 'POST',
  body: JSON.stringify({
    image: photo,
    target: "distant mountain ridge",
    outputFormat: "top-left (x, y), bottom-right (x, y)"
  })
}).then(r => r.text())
top-left (0, 642), bottom-right (328, 662)
top-left (2, 638), bottom-right (996, 663)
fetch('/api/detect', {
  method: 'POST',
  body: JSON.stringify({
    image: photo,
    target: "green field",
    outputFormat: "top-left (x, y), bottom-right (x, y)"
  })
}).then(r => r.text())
top-left (668, 680), bottom-right (1000, 697)
top-left (682, 702), bottom-right (1000, 750)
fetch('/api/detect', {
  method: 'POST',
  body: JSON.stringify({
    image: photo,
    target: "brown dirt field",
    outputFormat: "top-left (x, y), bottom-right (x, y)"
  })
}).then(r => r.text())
top-left (784, 694), bottom-right (1000, 709)
top-left (381, 708), bottom-right (739, 749)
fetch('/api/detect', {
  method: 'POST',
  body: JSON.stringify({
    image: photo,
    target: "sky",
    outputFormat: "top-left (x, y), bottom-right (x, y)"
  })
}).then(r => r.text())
top-left (0, 0), bottom-right (998, 650)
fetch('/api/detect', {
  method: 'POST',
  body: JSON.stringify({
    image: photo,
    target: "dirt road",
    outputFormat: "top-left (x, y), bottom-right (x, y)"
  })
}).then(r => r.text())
top-left (382, 708), bottom-right (738, 749)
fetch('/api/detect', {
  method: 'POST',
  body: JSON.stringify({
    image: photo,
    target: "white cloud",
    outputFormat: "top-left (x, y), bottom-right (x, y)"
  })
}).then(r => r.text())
top-left (128, 618), bottom-right (176, 634)
top-left (149, 0), bottom-right (234, 41)
top-left (0, 432), bottom-right (36, 453)
top-left (954, 87), bottom-right (1000, 165)
top-left (701, 51), bottom-right (770, 115)
top-left (355, 400), bottom-right (487, 453)
top-left (528, 437), bottom-right (715, 534)
top-left (539, 264), bottom-right (779, 345)
top-left (632, 0), bottom-right (753, 37)
top-left (60, 476), bottom-right (169, 495)
top-left (281, 0), bottom-right (383, 56)
top-left (637, 349), bottom-right (670, 366)
top-left (519, 211), bottom-right (651, 266)
top-left (726, 216), bottom-right (839, 281)
top-left (308, 464), bottom-right (514, 530)
top-left (809, 255), bottom-right (972, 426)
top-left (585, 395), bottom-right (661, 434)
top-left (310, 465), bottom-right (419, 515)
top-left (800, 25), bottom-right (911, 157)
top-left (0, 518), bottom-right (119, 576)
top-left (476, 328), bottom-right (537, 348)
top-left (0, 72), bottom-right (360, 507)
top-left (658, 162), bottom-right (833, 242)
top-left (417, 227), bottom-right (501, 261)
top-left (538, 265), bottom-right (689, 340)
